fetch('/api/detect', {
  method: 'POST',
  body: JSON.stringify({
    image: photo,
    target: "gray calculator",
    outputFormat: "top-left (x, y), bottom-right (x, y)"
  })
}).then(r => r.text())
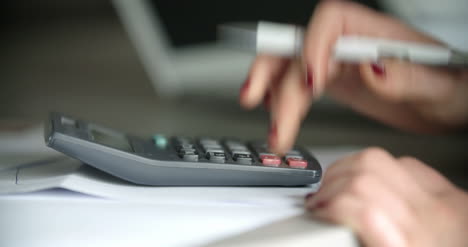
top-left (45, 113), bottom-right (322, 186)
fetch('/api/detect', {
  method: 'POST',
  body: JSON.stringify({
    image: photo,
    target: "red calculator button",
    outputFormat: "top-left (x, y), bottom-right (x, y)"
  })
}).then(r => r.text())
top-left (287, 157), bottom-right (308, 169)
top-left (260, 155), bottom-right (281, 167)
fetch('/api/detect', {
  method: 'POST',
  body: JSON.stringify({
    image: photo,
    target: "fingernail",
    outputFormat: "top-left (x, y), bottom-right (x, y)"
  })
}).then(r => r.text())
top-left (371, 62), bottom-right (385, 77)
top-left (268, 122), bottom-right (278, 149)
top-left (263, 91), bottom-right (271, 111)
top-left (239, 78), bottom-right (250, 98)
top-left (306, 64), bottom-right (314, 90)
top-left (314, 201), bottom-right (328, 209)
top-left (305, 192), bottom-right (316, 200)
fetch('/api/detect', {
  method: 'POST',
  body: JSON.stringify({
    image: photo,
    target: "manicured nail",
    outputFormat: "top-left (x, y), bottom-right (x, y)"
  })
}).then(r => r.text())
top-left (371, 62), bottom-right (385, 77)
top-left (314, 201), bottom-right (328, 209)
top-left (268, 122), bottom-right (278, 149)
top-left (263, 91), bottom-right (271, 111)
top-left (306, 64), bottom-right (314, 89)
top-left (239, 78), bottom-right (250, 98)
top-left (305, 192), bottom-right (316, 200)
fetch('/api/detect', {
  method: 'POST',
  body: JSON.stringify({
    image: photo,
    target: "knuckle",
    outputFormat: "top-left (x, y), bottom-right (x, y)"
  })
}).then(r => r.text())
top-left (407, 64), bottom-right (459, 106)
top-left (360, 206), bottom-right (382, 229)
top-left (436, 81), bottom-right (457, 103)
top-left (397, 156), bottom-right (419, 165)
top-left (348, 174), bottom-right (374, 196)
top-left (365, 61), bottom-right (406, 102)
top-left (327, 195), bottom-right (351, 214)
top-left (316, 0), bottom-right (348, 16)
top-left (432, 200), bottom-right (458, 224)
top-left (355, 147), bottom-right (390, 169)
top-left (312, 0), bottom-right (349, 24)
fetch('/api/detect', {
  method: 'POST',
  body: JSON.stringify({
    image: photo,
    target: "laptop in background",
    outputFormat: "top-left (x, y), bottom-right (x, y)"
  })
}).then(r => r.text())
top-left (112, 0), bottom-right (379, 101)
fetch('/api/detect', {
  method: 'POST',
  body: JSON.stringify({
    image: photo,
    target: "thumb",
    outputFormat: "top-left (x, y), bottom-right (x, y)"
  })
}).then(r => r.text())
top-left (359, 60), bottom-right (458, 104)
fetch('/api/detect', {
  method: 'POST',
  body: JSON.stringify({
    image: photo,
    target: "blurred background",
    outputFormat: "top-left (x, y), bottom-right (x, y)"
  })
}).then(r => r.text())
top-left (0, 0), bottom-right (467, 187)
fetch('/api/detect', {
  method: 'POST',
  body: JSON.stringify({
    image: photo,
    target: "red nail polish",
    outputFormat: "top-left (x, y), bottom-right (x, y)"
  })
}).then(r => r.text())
top-left (239, 79), bottom-right (250, 98)
top-left (268, 122), bottom-right (278, 149)
top-left (263, 91), bottom-right (271, 111)
top-left (371, 63), bottom-right (385, 77)
top-left (305, 192), bottom-right (316, 200)
top-left (306, 64), bottom-right (314, 89)
top-left (315, 201), bottom-right (328, 209)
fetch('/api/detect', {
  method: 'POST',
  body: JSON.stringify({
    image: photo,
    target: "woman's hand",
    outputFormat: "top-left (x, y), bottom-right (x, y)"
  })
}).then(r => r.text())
top-left (305, 147), bottom-right (468, 247)
top-left (239, 0), bottom-right (468, 155)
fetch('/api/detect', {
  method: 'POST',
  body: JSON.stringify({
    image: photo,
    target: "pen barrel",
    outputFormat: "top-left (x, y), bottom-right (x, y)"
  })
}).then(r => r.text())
top-left (255, 21), bottom-right (455, 66)
top-left (334, 36), bottom-right (453, 65)
top-left (257, 22), bottom-right (303, 57)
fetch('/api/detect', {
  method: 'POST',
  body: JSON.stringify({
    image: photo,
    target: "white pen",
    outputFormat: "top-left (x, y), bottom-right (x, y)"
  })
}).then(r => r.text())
top-left (218, 21), bottom-right (468, 67)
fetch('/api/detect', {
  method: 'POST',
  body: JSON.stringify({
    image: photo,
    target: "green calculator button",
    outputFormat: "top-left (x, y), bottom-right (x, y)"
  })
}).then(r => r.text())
top-left (153, 134), bottom-right (168, 149)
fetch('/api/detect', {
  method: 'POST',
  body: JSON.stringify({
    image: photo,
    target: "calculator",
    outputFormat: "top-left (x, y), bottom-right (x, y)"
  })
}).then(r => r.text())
top-left (45, 113), bottom-right (322, 186)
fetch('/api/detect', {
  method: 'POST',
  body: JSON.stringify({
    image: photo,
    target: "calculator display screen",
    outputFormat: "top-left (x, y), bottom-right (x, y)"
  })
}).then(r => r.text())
top-left (90, 126), bottom-right (133, 152)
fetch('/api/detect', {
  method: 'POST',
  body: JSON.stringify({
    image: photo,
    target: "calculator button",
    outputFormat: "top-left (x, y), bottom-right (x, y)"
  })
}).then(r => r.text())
top-left (61, 117), bottom-right (77, 127)
top-left (231, 150), bottom-right (251, 156)
top-left (287, 157), bottom-right (308, 169)
top-left (175, 144), bottom-right (194, 151)
top-left (182, 154), bottom-right (199, 162)
top-left (260, 154), bottom-right (282, 167)
top-left (152, 134), bottom-right (168, 149)
top-left (232, 153), bottom-right (253, 164)
top-left (206, 152), bottom-right (226, 163)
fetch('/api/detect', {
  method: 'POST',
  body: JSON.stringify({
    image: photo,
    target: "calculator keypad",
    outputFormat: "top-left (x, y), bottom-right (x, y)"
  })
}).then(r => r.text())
top-left (154, 136), bottom-right (310, 169)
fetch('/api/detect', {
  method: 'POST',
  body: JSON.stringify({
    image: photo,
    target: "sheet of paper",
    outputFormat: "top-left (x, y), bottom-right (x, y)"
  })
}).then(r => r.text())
top-left (202, 213), bottom-right (358, 247)
top-left (0, 192), bottom-right (306, 247)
